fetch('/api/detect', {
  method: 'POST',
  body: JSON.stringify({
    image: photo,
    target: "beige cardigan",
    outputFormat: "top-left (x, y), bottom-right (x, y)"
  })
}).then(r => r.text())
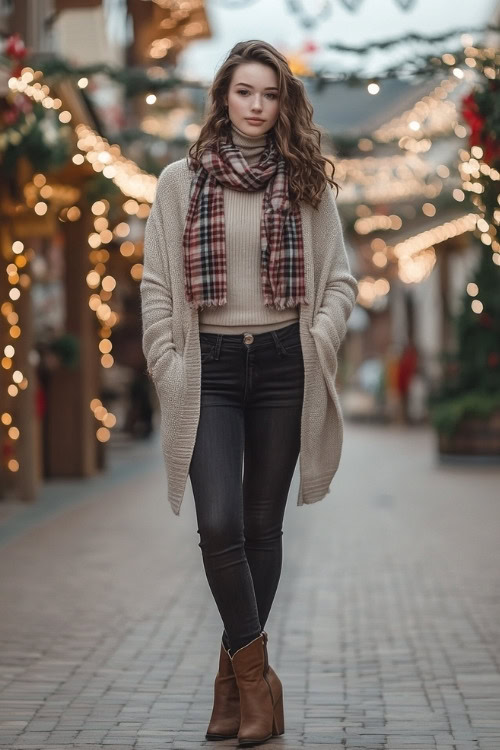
top-left (140, 157), bottom-right (358, 516)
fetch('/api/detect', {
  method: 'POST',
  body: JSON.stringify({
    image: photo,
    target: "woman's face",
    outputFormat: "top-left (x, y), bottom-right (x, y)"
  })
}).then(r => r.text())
top-left (225, 62), bottom-right (280, 137)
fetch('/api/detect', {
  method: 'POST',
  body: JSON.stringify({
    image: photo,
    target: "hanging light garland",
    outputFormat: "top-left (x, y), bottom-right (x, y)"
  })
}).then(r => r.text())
top-left (73, 124), bottom-right (156, 204)
top-left (373, 75), bottom-right (464, 145)
top-left (340, 31), bottom-right (499, 306)
top-left (357, 213), bottom-right (480, 307)
top-left (333, 151), bottom-right (437, 205)
top-left (284, 0), bottom-right (418, 28)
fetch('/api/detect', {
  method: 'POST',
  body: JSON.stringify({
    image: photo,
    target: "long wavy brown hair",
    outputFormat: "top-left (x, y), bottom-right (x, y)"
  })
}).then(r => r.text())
top-left (187, 40), bottom-right (339, 209)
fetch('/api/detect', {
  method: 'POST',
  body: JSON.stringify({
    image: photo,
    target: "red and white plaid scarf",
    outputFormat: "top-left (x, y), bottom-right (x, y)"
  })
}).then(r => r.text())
top-left (183, 132), bottom-right (308, 311)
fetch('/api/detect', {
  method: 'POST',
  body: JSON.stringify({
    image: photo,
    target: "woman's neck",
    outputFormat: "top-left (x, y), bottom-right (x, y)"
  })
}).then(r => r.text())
top-left (230, 122), bottom-right (268, 166)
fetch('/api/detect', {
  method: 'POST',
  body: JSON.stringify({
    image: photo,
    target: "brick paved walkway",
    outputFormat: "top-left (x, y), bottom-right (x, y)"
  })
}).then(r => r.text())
top-left (0, 424), bottom-right (499, 750)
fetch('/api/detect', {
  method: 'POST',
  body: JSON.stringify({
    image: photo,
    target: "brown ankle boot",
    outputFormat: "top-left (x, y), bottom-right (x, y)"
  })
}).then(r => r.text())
top-left (230, 631), bottom-right (284, 747)
top-left (261, 631), bottom-right (284, 738)
top-left (205, 639), bottom-right (241, 740)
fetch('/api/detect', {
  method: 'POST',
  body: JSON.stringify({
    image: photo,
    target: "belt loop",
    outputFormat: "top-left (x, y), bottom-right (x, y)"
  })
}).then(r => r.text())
top-left (215, 334), bottom-right (222, 360)
top-left (271, 330), bottom-right (287, 356)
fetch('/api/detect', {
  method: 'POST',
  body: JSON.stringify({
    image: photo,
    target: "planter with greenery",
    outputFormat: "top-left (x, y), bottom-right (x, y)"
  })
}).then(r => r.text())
top-left (429, 240), bottom-right (500, 458)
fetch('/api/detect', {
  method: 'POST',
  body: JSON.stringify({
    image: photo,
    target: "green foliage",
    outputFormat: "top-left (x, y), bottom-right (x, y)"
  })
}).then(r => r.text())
top-left (429, 391), bottom-right (500, 436)
top-left (29, 55), bottom-right (197, 97)
top-left (0, 105), bottom-right (71, 173)
top-left (49, 333), bottom-right (80, 369)
top-left (429, 241), bottom-right (500, 434)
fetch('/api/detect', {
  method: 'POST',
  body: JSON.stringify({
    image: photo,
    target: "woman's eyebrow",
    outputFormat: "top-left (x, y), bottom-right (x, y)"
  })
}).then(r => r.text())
top-left (234, 82), bottom-right (279, 90)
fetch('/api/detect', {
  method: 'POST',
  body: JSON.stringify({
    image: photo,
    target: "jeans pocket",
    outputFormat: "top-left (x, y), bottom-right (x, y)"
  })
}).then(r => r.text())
top-left (283, 342), bottom-right (302, 356)
top-left (281, 330), bottom-right (303, 356)
top-left (200, 340), bottom-right (216, 363)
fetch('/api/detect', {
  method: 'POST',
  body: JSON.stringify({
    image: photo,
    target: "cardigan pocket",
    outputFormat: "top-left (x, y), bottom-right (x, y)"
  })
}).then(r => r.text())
top-left (310, 310), bottom-right (341, 354)
top-left (152, 349), bottom-right (184, 427)
top-left (151, 347), bottom-right (179, 382)
top-left (309, 314), bottom-right (339, 402)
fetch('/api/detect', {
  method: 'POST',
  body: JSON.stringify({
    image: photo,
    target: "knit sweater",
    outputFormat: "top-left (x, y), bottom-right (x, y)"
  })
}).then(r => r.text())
top-left (140, 153), bottom-right (358, 516)
top-left (199, 123), bottom-right (299, 334)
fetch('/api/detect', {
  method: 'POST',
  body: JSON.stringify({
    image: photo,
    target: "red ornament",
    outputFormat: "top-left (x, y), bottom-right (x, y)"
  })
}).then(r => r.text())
top-left (4, 33), bottom-right (27, 61)
top-left (488, 352), bottom-right (500, 368)
top-left (461, 92), bottom-right (484, 147)
top-left (302, 40), bottom-right (319, 54)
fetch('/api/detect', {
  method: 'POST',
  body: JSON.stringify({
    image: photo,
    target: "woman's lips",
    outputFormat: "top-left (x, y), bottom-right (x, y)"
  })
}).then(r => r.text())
top-left (246, 118), bottom-right (265, 123)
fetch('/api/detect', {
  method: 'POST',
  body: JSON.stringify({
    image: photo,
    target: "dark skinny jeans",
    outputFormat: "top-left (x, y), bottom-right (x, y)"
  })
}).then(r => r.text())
top-left (188, 321), bottom-right (304, 655)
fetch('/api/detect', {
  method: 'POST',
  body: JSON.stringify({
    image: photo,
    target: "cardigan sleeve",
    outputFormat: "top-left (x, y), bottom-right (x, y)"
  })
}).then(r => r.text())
top-left (140, 194), bottom-right (177, 379)
top-left (310, 184), bottom-right (358, 351)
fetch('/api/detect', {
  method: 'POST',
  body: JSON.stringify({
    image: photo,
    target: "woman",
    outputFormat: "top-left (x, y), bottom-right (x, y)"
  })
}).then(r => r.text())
top-left (140, 40), bottom-right (358, 747)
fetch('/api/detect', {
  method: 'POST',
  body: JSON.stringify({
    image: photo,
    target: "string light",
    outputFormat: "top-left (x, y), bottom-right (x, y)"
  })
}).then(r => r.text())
top-left (354, 213), bottom-right (402, 235)
top-left (392, 213), bottom-right (478, 258)
top-left (75, 124), bottom-right (157, 203)
top-left (356, 212), bottom-right (481, 307)
top-left (357, 276), bottom-right (391, 308)
top-left (147, 0), bottom-right (208, 59)
top-left (1, 241), bottom-right (31, 473)
top-left (373, 76), bottom-right (464, 144)
top-left (333, 152), bottom-right (438, 204)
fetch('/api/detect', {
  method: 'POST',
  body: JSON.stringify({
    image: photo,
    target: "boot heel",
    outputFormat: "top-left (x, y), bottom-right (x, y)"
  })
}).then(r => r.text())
top-left (272, 691), bottom-right (284, 736)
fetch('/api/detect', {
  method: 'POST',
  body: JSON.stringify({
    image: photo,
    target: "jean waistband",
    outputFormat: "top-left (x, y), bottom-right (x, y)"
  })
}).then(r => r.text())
top-left (199, 321), bottom-right (300, 350)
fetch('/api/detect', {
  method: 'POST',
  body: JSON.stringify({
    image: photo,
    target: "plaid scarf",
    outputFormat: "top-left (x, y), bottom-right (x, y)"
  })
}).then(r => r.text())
top-left (183, 131), bottom-right (308, 311)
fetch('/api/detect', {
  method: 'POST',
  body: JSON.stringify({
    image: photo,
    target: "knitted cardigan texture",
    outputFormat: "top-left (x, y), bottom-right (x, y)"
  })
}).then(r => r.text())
top-left (140, 157), bottom-right (358, 516)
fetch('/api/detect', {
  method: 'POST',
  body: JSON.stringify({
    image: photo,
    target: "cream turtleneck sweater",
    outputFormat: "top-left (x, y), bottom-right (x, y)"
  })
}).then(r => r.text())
top-left (198, 122), bottom-right (299, 334)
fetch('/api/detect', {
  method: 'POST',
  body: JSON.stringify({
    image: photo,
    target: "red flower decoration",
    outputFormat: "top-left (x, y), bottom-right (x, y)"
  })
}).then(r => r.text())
top-left (461, 88), bottom-right (500, 165)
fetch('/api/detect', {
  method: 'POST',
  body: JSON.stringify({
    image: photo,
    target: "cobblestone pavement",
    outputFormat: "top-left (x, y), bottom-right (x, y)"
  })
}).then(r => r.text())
top-left (0, 423), bottom-right (499, 750)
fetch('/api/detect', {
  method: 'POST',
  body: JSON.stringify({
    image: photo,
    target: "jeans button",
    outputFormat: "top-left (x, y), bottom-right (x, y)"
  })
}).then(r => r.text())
top-left (243, 333), bottom-right (254, 345)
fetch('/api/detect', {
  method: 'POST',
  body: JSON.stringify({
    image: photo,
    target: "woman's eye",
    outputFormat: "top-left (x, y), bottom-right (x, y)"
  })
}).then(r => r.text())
top-left (236, 90), bottom-right (277, 99)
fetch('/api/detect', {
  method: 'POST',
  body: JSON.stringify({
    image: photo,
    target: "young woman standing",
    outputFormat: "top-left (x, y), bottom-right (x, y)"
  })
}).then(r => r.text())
top-left (140, 40), bottom-right (358, 747)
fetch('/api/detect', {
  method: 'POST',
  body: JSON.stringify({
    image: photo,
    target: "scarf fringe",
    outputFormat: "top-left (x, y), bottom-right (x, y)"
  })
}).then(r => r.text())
top-left (264, 295), bottom-right (310, 310)
top-left (188, 297), bottom-right (227, 311)
top-left (188, 295), bottom-right (309, 312)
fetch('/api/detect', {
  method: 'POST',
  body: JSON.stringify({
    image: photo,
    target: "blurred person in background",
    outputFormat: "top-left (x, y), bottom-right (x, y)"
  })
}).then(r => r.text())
top-left (397, 341), bottom-right (419, 425)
